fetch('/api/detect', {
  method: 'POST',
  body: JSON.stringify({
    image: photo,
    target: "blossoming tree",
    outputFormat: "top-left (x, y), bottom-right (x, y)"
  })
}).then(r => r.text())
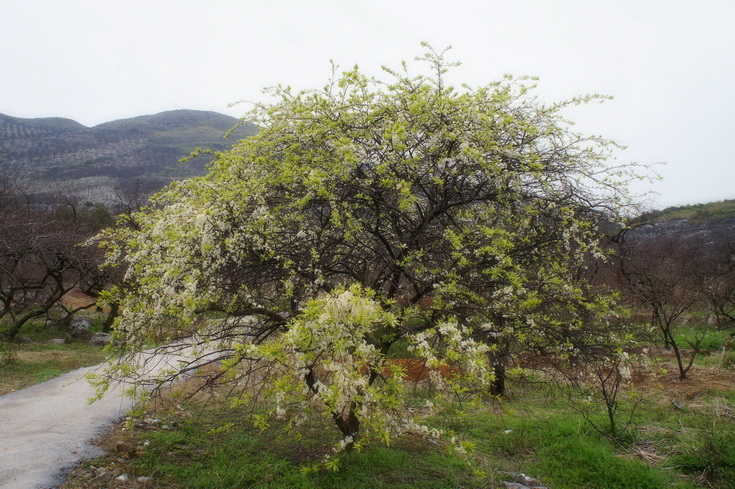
top-left (98, 46), bottom-right (639, 451)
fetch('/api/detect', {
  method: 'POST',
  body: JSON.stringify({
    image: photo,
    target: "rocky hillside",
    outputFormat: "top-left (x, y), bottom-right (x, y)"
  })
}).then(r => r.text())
top-left (0, 110), bottom-right (255, 204)
top-left (625, 199), bottom-right (735, 245)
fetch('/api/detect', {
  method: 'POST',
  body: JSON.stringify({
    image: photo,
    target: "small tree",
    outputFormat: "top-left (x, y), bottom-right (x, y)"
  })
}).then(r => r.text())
top-left (561, 339), bottom-right (640, 440)
top-left (98, 46), bottom-right (640, 451)
top-left (697, 237), bottom-right (735, 327)
top-left (617, 228), bottom-right (702, 379)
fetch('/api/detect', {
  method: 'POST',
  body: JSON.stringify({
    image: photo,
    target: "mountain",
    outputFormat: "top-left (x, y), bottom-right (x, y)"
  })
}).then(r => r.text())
top-left (0, 110), bottom-right (256, 204)
top-left (639, 200), bottom-right (735, 224)
top-left (624, 200), bottom-right (735, 245)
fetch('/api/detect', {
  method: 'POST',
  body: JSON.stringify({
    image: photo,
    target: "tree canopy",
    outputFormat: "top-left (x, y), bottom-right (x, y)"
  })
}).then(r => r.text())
top-left (99, 46), bottom-right (640, 453)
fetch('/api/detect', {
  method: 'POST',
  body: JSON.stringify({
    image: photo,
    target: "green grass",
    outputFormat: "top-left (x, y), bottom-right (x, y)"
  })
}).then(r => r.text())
top-left (673, 324), bottom-right (733, 353)
top-left (61, 380), bottom-right (730, 489)
top-left (535, 437), bottom-right (670, 489)
top-left (0, 345), bottom-right (107, 394)
top-left (126, 402), bottom-right (490, 489)
top-left (430, 393), bottom-right (685, 489)
top-left (0, 316), bottom-right (108, 395)
top-left (58, 338), bottom-right (735, 489)
top-left (671, 428), bottom-right (735, 486)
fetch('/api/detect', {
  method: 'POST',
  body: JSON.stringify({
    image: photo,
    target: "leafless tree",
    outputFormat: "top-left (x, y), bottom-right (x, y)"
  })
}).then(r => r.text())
top-left (0, 179), bottom-right (111, 340)
top-left (616, 227), bottom-right (703, 379)
top-left (696, 237), bottom-right (735, 327)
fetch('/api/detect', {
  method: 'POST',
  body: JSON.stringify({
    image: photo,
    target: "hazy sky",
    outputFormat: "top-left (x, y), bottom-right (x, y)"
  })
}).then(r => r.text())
top-left (2, 0), bottom-right (733, 209)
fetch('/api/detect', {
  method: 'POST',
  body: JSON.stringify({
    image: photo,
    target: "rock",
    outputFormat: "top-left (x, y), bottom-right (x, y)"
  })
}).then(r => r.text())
top-left (503, 473), bottom-right (550, 489)
top-left (68, 317), bottom-right (92, 337)
top-left (137, 476), bottom-right (152, 482)
top-left (48, 338), bottom-right (65, 345)
top-left (89, 332), bottom-right (112, 346)
top-left (516, 473), bottom-right (546, 488)
top-left (115, 473), bottom-right (129, 482)
top-left (115, 441), bottom-right (132, 454)
top-left (671, 399), bottom-right (688, 412)
top-left (92, 467), bottom-right (113, 482)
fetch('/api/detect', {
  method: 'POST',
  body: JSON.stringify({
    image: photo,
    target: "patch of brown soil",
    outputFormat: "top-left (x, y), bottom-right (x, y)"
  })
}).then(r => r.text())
top-left (58, 423), bottom-right (172, 489)
top-left (378, 358), bottom-right (463, 382)
top-left (632, 361), bottom-right (735, 399)
top-left (60, 289), bottom-right (95, 309)
top-left (60, 288), bottom-right (109, 312)
top-left (15, 350), bottom-right (72, 363)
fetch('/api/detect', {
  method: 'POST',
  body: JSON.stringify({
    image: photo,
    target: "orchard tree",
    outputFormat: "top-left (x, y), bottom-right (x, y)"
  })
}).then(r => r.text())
top-left (0, 181), bottom-right (105, 341)
top-left (697, 237), bottom-right (735, 327)
top-left (98, 46), bottom-right (641, 452)
top-left (616, 228), bottom-right (702, 379)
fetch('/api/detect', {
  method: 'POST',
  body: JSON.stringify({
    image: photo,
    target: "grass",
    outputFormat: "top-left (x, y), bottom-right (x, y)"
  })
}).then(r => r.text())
top-left (136, 427), bottom-right (484, 489)
top-left (59, 346), bottom-right (735, 489)
top-left (671, 428), bottom-right (735, 485)
top-left (0, 346), bottom-right (106, 395)
top-left (673, 324), bottom-right (733, 353)
top-left (0, 316), bottom-right (108, 395)
top-left (61, 388), bottom-right (497, 489)
top-left (49, 320), bottom-right (735, 489)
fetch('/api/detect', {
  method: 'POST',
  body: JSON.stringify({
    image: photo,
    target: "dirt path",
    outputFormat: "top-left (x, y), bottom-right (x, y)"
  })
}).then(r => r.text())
top-left (0, 364), bottom-right (133, 489)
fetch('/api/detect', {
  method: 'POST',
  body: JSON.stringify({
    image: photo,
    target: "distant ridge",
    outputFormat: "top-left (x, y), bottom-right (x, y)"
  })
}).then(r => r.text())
top-left (626, 199), bottom-right (735, 245)
top-left (0, 113), bottom-right (86, 133)
top-left (0, 110), bottom-right (256, 204)
top-left (639, 199), bottom-right (735, 223)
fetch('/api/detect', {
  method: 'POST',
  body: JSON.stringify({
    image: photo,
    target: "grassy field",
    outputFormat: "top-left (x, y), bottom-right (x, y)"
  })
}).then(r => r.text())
top-left (58, 324), bottom-right (735, 489)
top-left (0, 317), bottom-right (108, 395)
top-left (640, 199), bottom-right (735, 223)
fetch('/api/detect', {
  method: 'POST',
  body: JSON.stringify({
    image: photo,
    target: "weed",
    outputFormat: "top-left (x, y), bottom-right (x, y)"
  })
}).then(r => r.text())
top-left (0, 341), bottom-right (20, 365)
top-left (673, 428), bottom-right (735, 488)
top-left (532, 432), bottom-right (669, 489)
top-left (720, 351), bottom-right (735, 370)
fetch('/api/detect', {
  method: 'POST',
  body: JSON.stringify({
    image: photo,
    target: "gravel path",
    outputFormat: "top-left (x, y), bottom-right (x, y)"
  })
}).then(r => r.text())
top-left (0, 365), bottom-right (133, 489)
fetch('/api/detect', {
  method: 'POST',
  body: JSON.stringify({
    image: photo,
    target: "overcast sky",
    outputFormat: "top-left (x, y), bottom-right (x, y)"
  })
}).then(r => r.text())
top-left (2, 0), bottom-right (733, 209)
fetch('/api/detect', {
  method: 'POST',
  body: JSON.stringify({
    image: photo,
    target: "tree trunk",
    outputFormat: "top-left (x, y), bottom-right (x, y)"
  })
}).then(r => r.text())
top-left (102, 302), bottom-right (119, 333)
top-left (304, 367), bottom-right (362, 451)
top-left (489, 362), bottom-right (506, 396)
top-left (2, 308), bottom-right (43, 341)
top-left (332, 402), bottom-right (360, 451)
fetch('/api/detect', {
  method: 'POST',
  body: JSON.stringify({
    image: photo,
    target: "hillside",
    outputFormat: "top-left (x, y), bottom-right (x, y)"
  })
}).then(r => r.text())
top-left (641, 199), bottom-right (735, 223)
top-left (626, 199), bottom-right (735, 244)
top-left (0, 110), bottom-right (256, 204)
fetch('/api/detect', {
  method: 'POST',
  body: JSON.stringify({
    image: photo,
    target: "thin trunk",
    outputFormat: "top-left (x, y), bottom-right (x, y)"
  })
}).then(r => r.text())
top-left (102, 302), bottom-right (119, 333)
top-left (666, 329), bottom-right (690, 380)
top-left (332, 403), bottom-right (360, 451)
top-left (490, 362), bottom-right (506, 396)
top-left (305, 367), bottom-right (362, 450)
top-left (606, 401), bottom-right (618, 439)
